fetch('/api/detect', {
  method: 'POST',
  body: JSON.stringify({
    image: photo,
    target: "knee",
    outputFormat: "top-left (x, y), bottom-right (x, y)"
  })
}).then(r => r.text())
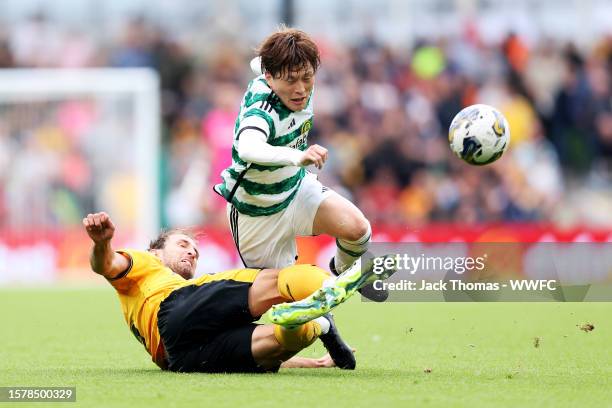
top-left (341, 216), bottom-right (371, 242)
top-left (279, 264), bottom-right (328, 285)
top-left (277, 264), bottom-right (330, 301)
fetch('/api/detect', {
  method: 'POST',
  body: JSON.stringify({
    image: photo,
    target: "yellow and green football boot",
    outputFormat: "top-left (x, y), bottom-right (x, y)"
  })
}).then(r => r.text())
top-left (268, 255), bottom-right (398, 326)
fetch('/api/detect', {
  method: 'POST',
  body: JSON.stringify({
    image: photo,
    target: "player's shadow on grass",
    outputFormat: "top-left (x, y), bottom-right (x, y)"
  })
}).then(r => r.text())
top-left (19, 367), bottom-right (166, 376)
top-left (22, 367), bottom-right (413, 378)
top-left (276, 367), bottom-right (412, 378)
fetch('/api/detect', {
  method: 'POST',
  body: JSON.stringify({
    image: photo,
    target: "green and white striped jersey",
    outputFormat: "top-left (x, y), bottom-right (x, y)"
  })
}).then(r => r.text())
top-left (214, 75), bottom-right (314, 217)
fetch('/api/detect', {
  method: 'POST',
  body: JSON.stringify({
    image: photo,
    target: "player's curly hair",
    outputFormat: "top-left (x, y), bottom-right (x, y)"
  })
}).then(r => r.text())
top-left (257, 26), bottom-right (320, 79)
top-left (148, 228), bottom-right (197, 251)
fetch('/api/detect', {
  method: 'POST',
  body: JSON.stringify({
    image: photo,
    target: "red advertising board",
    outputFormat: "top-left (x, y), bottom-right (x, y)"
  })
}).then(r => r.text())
top-left (1, 224), bottom-right (611, 284)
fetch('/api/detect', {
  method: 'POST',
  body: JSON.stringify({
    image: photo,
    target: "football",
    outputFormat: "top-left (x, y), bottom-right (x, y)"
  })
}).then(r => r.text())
top-left (448, 104), bottom-right (510, 165)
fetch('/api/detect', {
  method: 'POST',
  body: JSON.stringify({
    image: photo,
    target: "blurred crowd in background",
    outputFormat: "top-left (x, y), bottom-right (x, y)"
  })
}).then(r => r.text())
top-left (1, 8), bottom-right (612, 230)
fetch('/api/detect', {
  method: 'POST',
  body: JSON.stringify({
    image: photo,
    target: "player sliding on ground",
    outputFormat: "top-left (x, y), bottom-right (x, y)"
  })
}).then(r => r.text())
top-left (83, 212), bottom-right (396, 373)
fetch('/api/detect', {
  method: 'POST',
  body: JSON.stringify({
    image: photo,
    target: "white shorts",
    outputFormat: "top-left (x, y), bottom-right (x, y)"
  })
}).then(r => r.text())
top-left (227, 172), bottom-right (333, 269)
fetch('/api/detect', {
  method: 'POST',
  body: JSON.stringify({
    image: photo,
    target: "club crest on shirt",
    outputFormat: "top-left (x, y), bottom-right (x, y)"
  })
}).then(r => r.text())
top-left (300, 119), bottom-right (312, 135)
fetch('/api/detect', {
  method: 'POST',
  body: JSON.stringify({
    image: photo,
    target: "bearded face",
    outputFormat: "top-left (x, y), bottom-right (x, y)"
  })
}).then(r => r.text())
top-left (151, 234), bottom-right (199, 279)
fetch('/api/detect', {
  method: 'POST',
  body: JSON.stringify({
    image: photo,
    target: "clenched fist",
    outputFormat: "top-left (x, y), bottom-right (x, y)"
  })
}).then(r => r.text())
top-left (298, 144), bottom-right (328, 169)
top-left (83, 212), bottom-right (115, 243)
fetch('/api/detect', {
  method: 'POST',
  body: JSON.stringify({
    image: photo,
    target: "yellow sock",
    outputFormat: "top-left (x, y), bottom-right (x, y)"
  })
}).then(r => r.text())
top-left (273, 321), bottom-right (322, 351)
top-left (277, 264), bottom-right (330, 301)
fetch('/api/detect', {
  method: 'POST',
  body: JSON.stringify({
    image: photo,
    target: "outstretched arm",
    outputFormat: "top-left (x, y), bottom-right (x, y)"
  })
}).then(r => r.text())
top-left (83, 212), bottom-right (129, 280)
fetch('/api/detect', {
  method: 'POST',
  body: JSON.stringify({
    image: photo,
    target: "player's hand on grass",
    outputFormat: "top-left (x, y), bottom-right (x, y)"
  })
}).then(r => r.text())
top-left (281, 349), bottom-right (354, 369)
top-left (299, 144), bottom-right (328, 169)
top-left (281, 353), bottom-right (336, 368)
top-left (313, 353), bottom-right (336, 368)
top-left (83, 212), bottom-right (115, 243)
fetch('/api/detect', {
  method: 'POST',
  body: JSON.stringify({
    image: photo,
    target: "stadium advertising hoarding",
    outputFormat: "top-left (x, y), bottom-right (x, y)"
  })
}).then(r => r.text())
top-left (2, 224), bottom-right (612, 291)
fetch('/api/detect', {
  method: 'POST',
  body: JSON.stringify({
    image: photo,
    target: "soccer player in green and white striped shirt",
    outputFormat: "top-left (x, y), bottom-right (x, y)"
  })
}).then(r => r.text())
top-left (214, 28), bottom-right (387, 303)
top-left (213, 27), bottom-right (390, 370)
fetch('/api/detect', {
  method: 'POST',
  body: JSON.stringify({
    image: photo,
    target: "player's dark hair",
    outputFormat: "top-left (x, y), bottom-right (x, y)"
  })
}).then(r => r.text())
top-left (148, 228), bottom-right (197, 251)
top-left (257, 26), bottom-right (320, 79)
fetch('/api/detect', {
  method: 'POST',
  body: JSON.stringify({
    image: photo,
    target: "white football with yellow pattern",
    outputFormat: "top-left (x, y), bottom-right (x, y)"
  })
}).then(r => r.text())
top-left (448, 104), bottom-right (510, 165)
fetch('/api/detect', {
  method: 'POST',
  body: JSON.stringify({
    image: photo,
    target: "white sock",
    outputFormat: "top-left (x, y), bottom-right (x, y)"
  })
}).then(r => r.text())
top-left (314, 316), bottom-right (330, 334)
top-left (334, 223), bottom-right (372, 273)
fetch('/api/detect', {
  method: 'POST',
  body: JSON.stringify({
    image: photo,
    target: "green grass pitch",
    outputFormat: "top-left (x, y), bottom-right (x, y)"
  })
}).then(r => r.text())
top-left (1, 287), bottom-right (611, 407)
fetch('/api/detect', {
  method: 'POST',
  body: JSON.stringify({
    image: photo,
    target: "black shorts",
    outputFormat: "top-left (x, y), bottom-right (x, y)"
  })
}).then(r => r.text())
top-left (157, 279), bottom-right (271, 373)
